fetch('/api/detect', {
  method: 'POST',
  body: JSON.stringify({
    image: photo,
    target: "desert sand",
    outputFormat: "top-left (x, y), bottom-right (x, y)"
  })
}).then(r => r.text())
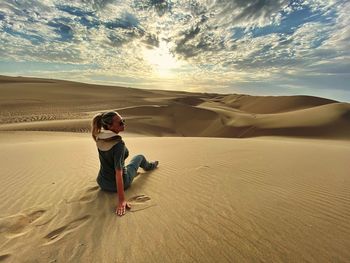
top-left (0, 75), bottom-right (350, 262)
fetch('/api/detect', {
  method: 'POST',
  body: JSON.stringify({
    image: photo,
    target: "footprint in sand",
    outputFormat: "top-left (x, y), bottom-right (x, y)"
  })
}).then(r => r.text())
top-left (0, 253), bottom-right (11, 261)
top-left (0, 209), bottom-right (49, 239)
top-left (195, 165), bottom-right (210, 170)
top-left (86, 186), bottom-right (99, 192)
top-left (127, 195), bottom-right (155, 212)
top-left (128, 194), bottom-right (151, 203)
top-left (43, 215), bottom-right (90, 245)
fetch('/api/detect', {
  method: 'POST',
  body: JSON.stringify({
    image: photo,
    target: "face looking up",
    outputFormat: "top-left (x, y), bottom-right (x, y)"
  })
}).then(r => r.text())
top-left (109, 114), bottom-right (125, 134)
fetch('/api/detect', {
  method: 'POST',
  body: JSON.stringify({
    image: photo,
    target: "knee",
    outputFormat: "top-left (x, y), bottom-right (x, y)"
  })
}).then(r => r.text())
top-left (132, 154), bottom-right (146, 163)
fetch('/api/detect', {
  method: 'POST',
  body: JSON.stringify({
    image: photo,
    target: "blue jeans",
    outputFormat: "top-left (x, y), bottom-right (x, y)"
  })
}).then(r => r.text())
top-left (123, 154), bottom-right (150, 189)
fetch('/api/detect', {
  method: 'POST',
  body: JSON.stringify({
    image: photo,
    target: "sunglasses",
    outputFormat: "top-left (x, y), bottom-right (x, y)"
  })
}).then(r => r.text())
top-left (119, 119), bottom-right (126, 126)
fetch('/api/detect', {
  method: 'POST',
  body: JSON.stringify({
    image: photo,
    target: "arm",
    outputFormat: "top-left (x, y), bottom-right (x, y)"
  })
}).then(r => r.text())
top-left (115, 169), bottom-right (125, 203)
top-left (115, 169), bottom-right (131, 216)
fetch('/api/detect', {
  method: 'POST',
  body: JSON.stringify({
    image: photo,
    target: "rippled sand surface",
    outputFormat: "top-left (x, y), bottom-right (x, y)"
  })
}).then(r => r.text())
top-left (0, 133), bottom-right (349, 262)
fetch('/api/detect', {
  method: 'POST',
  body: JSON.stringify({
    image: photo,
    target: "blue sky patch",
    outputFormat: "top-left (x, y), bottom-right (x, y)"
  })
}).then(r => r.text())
top-left (56, 5), bottom-right (99, 29)
top-left (56, 5), bottom-right (95, 17)
top-left (3, 26), bottom-right (45, 45)
top-left (48, 20), bottom-right (74, 42)
top-left (79, 16), bottom-right (100, 29)
top-left (245, 5), bottom-right (336, 39)
top-left (104, 13), bottom-right (140, 30)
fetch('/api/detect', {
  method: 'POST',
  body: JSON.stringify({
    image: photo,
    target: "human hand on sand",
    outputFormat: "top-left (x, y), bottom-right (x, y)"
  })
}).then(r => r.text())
top-left (116, 201), bottom-right (131, 216)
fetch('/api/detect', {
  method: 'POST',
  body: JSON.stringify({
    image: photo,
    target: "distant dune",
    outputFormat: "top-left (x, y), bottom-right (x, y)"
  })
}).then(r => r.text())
top-left (221, 94), bottom-right (338, 113)
top-left (0, 75), bottom-right (349, 139)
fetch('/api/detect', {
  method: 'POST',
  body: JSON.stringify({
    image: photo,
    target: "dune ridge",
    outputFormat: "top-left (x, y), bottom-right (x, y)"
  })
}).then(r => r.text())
top-left (221, 94), bottom-right (338, 113)
top-left (1, 75), bottom-right (349, 139)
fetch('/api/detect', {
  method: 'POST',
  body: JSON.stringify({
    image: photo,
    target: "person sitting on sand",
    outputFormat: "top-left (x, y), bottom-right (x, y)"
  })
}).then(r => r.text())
top-left (91, 111), bottom-right (159, 216)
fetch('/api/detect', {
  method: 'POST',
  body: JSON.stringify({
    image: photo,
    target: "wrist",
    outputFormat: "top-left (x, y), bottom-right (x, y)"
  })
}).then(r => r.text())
top-left (118, 193), bottom-right (124, 202)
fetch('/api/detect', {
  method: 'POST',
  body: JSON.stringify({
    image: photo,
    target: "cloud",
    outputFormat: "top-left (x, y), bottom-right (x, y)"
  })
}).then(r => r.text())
top-left (0, 0), bottom-right (349, 101)
top-left (78, 0), bottom-right (116, 11)
top-left (144, 0), bottom-right (173, 17)
top-left (322, 1), bottom-right (350, 51)
top-left (201, 0), bottom-right (288, 28)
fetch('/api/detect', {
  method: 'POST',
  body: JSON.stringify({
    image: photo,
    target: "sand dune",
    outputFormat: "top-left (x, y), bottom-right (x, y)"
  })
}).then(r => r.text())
top-left (0, 132), bottom-right (349, 262)
top-left (221, 94), bottom-right (338, 113)
top-left (1, 75), bottom-right (349, 139)
top-left (1, 76), bottom-right (350, 262)
top-left (1, 102), bottom-right (349, 139)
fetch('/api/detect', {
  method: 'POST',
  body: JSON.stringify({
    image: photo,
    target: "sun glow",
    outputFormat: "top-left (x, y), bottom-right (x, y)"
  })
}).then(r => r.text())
top-left (143, 41), bottom-right (181, 77)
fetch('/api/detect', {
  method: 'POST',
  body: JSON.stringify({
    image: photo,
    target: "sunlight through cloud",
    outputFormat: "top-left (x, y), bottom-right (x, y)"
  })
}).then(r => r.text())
top-left (143, 41), bottom-right (183, 78)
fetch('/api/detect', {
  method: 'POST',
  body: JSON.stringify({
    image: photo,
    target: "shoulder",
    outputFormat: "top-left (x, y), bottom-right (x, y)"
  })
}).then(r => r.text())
top-left (96, 136), bottom-right (122, 151)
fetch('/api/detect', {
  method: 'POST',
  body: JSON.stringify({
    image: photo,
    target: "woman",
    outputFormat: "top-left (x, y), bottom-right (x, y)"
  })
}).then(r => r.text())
top-left (91, 111), bottom-right (159, 216)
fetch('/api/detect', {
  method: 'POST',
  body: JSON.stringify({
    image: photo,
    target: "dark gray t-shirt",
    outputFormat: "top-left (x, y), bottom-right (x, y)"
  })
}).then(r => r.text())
top-left (96, 136), bottom-right (129, 192)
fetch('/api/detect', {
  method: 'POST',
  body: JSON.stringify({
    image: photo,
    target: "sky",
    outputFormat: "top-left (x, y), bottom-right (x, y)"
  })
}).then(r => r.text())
top-left (0, 0), bottom-right (349, 102)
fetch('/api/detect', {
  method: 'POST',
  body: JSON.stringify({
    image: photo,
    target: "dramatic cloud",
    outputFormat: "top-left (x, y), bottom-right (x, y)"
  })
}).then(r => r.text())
top-left (0, 0), bottom-right (349, 101)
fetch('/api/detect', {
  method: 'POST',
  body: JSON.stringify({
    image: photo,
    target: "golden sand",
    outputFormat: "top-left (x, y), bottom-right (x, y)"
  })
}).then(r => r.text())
top-left (0, 76), bottom-right (350, 262)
